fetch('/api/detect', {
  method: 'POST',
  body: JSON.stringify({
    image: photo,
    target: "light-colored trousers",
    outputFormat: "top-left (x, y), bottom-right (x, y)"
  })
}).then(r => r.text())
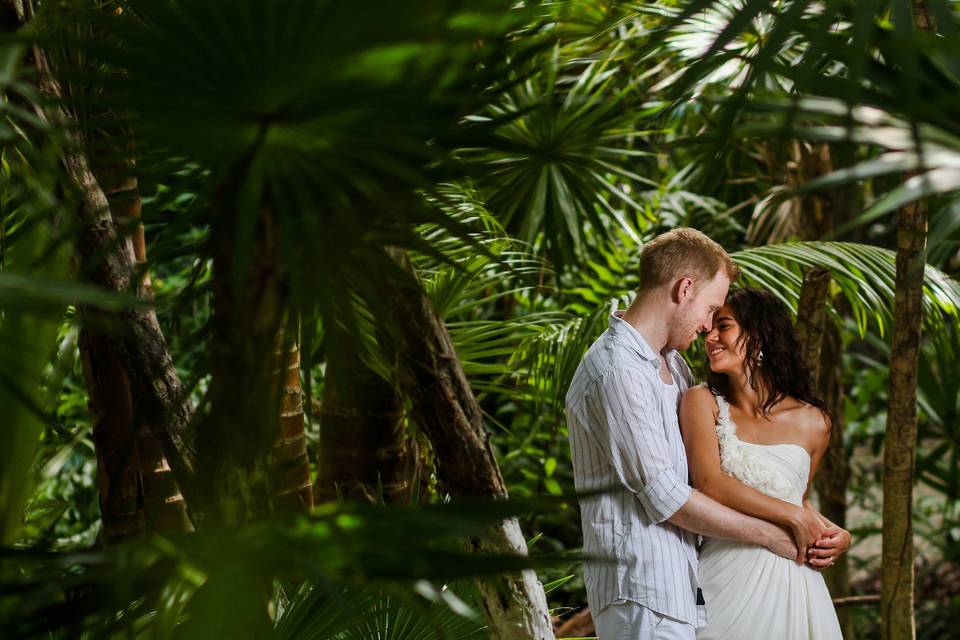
top-left (594, 600), bottom-right (696, 640)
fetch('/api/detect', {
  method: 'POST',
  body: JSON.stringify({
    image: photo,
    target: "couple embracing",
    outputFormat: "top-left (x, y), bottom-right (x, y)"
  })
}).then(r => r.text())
top-left (566, 228), bottom-right (850, 639)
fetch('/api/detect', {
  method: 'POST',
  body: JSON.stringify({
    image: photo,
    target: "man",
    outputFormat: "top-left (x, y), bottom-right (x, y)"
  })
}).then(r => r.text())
top-left (565, 228), bottom-right (848, 639)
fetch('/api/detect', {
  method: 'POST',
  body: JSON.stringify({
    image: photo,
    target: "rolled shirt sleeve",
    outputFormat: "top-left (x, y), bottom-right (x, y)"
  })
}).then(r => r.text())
top-left (583, 368), bottom-right (691, 523)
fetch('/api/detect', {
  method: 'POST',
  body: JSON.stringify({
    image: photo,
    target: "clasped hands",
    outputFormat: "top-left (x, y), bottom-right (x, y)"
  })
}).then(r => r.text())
top-left (787, 504), bottom-right (851, 570)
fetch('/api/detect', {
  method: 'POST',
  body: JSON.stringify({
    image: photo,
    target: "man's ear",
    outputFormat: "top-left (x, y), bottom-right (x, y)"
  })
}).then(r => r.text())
top-left (675, 276), bottom-right (694, 303)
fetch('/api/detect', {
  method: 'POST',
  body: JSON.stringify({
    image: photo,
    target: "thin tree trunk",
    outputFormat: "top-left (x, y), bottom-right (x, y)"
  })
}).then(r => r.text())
top-left (794, 140), bottom-right (857, 637)
top-left (881, 195), bottom-right (927, 640)
top-left (882, 7), bottom-right (933, 637)
top-left (793, 267), bottom-right (854, 635)
top-left (794, 267), bottom-right (831, 387)
top-left (78, 323), bottom-right (145, 544)
top-left (374, 247), bottom-right (554, 640)
top-left (203, 203), bottom-right (287, 525)
top-left (815, 322), bottom-right (852, 638)
top-left (272, 336), bottom-right (314, 513)
top-left (316, 321), bottom-right (414, 505)
top-left (6, 0), bottom-right (198, 507)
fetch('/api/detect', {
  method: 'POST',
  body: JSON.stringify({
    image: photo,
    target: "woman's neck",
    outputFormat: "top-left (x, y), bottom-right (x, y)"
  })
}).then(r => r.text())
top-left (724, 369), bottom-right (772, 419)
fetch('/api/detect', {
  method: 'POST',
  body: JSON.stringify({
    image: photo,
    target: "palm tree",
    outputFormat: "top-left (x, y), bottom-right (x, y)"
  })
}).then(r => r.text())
top-left (272, 336), bottom-right (315, 513)
top-left (70, 0), bottom-right (556, 635)
top-left (316, 319), bottom-right (414, 505)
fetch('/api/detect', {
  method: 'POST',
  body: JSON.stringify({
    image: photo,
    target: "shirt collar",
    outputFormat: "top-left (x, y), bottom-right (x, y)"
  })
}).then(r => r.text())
top-left (609, 311), bottom-right (677, 367)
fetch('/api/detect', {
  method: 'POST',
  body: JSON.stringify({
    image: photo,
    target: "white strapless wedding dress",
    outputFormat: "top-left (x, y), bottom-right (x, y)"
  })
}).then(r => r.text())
top-left (696, 395), bottom-right (843, 640)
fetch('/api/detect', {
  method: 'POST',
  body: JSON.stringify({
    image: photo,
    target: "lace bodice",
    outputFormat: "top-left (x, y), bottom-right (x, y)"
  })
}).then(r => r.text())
top-left (713, 394), bottom-right (810, 506)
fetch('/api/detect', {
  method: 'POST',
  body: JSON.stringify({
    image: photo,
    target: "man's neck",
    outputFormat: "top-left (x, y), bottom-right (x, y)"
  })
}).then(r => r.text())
top-left (621, 293), bottom-right (671, 355)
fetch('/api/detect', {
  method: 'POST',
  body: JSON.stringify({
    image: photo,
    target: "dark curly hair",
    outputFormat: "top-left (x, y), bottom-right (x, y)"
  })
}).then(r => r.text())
top-left (706, 287), bottom-right (826, 416)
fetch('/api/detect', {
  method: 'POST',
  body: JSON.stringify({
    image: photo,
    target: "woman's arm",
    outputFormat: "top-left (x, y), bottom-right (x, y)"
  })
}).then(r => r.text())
top-left (804, 500), bottom-right (852, 568)
top-left (679, 386), bottom-right (826, 562)
top-left (799, 412), bottom-right (852, 567)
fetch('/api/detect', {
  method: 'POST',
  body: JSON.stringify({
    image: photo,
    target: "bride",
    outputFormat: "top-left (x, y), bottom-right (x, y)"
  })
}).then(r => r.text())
top-left (679, 287), bottom-right (847, 639)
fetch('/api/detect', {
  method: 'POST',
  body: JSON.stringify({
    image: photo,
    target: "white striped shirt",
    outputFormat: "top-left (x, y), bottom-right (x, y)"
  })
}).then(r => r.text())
top-left (565, 312), bottom-right (706, 626)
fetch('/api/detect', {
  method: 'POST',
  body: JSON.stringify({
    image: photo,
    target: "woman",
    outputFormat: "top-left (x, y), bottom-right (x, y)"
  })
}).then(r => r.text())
top-left (679, 288), bottom-right (847, 639)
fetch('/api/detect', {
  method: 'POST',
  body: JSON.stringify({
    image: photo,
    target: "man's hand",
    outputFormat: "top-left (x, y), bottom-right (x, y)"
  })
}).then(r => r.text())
top-left (806, 526), bottom-right (851, 570)
top-left (764, 526), bottom-right (801, 564)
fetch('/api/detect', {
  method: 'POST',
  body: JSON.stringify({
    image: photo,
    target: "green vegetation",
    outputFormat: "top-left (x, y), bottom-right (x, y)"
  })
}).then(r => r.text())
top-left (2, 1), bottom-right (959, 638)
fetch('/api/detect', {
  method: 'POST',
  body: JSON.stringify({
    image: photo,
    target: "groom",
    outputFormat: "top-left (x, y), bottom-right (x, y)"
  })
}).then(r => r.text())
top-left (565, 228), bottom-right (848, 639)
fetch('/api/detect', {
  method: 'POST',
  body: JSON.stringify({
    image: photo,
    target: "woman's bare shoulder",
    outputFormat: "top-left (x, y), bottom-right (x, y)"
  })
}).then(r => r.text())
top-left (779, 399), bottom-right (830, 436)
top-left (680, 384), bottom-right (719, 419)
top-left (681, 384), bottom-right (715, 405)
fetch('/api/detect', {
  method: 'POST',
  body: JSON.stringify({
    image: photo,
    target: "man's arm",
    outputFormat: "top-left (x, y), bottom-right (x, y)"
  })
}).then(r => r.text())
top-left (667, 490), bottom-right (799, 561)
top-left (582, 370), bottom-right (694, 524)
top-left (578, 367), bottom-right (797, 561)
top-left (678, 386), bottom-right (826, 562)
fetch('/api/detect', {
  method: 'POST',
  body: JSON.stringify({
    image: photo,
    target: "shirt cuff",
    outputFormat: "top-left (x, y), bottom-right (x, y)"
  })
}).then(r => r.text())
top-left (637, 468), bottom-right (692, 523)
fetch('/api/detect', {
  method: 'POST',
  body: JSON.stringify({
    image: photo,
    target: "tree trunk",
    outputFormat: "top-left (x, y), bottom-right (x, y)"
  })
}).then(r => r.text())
top-left (316, 321), bottom-right (414, 505)
top-left (8, 0), bottom-right (199, 508)
top-left (78, 322), bottom-right (145, 543)
top-left (373, 247), bottom-right (554, 640)
top-left (881, 7), bottom-right (934, 637)
top-left (793, 267), bottom-right (854, 636)
top-left (881, 195), bottom-right (927, 640)
top-left (793, 267), bottom-right (831, 387)
top-left (86, 148), bottom-right (193, 536)
top-left (815, 322), bottom-right (853, 638)
top-left (794, 140), bottom-right (857, 637)
top-left (203, 203), bottom-right (288, 525)
top-left (271, 336), bottom-right (314, 513)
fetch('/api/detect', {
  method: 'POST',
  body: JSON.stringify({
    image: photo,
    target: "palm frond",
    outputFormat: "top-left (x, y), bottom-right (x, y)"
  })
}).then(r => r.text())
top-left (75, 0), bottom-right (548, 328)
top-left (407, 185), bottom-right (567, 397)
top-left (1, 499), bottom-right (574, 639)
top-left (510, 304), bottom-right (611, 427)
top-left (0, 50), bottom-right (75, 544)
top-left (275, 582), bottom-right (486, 640)
top-left (734, 96), bottom-right (960, 236)
top-left (642, 0), bottom-right (817, 100)
top-left (732, 241), bottom-right (960, 336)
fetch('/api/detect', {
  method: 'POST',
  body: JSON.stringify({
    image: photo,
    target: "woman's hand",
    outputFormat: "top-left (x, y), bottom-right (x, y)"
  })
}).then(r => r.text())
top-left (787, 505), bottom-right (828, 563)
top-left (806, 526), bottom-right (851, 570)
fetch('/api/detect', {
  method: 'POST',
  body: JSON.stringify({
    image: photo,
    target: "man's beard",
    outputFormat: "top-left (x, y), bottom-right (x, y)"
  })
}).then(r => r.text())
top-left (667, 311), bottom-right (699, 351)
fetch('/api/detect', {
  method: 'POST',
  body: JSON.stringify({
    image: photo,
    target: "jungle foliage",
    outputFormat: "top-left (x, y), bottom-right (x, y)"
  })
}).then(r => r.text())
top-left (2, 1), bottom-right (960, 638)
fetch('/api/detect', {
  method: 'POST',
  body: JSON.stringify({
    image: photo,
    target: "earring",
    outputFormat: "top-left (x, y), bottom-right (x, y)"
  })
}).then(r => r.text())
top-left (758, 350), bottom-right (764, 362)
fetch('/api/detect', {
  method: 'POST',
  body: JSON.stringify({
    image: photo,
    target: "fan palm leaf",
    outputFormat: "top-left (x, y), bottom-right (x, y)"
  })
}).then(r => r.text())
top-left (275, 583), bottom-right (486, 640)
top-left (462, 42), bottom-right (655, 272)
top-left (73, 0), bottom-right (547, 324)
